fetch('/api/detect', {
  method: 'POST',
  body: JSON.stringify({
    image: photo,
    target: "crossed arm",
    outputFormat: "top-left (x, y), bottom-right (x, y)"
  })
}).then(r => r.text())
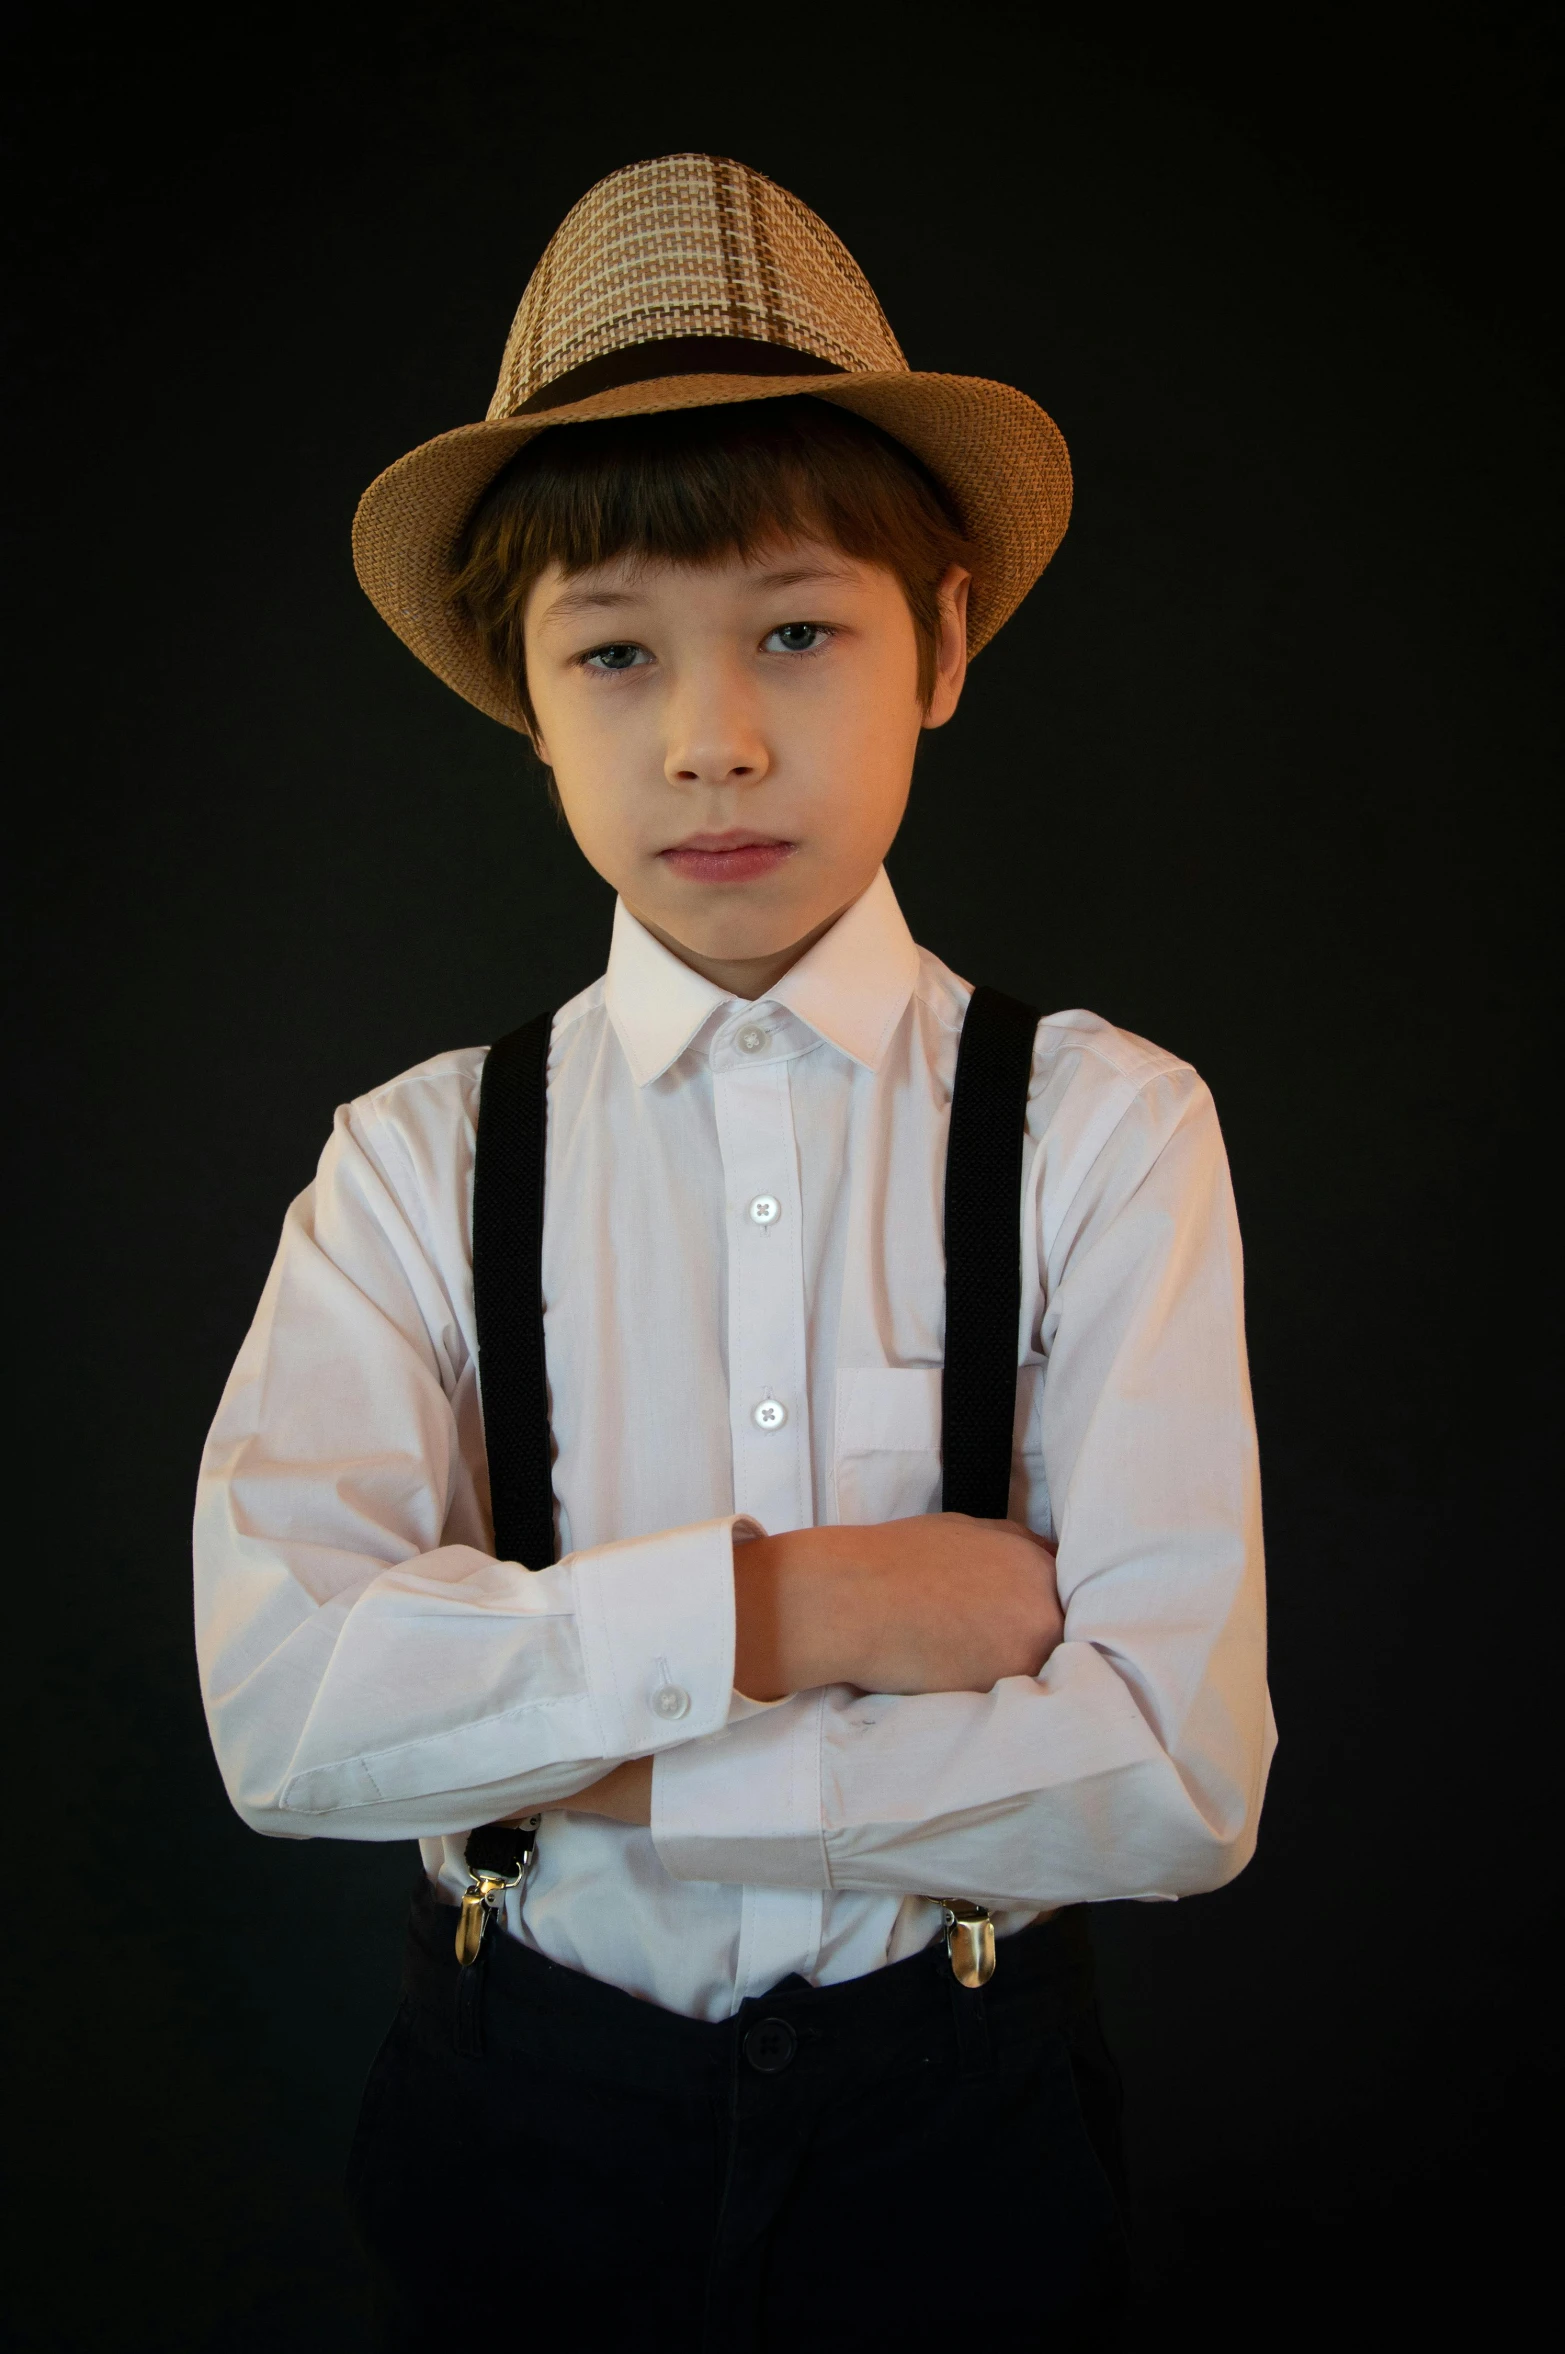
top-left (543, 1513), bottom-right (1061, 1826)
top-left (198, 1053), bottom-right (1268, 1887)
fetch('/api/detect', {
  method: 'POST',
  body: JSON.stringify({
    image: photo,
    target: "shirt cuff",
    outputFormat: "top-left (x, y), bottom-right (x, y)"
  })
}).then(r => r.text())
top-left (571, 1515), bottom-right (758, 1758)
top-left (651, 1687), bottom-right (831, 1886)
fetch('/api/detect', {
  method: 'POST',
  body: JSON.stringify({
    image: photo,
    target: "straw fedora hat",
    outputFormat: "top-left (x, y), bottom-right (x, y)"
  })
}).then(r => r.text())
top-left (353, 153), bottom-right (1072, 734)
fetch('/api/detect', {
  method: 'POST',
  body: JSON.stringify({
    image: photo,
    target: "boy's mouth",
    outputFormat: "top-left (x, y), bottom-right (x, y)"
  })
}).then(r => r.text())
top-left (659, 831), bottom-right (796, 885)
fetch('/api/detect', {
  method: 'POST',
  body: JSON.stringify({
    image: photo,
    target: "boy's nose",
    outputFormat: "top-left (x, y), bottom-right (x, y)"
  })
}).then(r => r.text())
top-left (663, 726), bottom-right (771, 789)
top-left (662, 661), bottom-right (771, 788)
top-left (665, 749), bottom-right (767, 786)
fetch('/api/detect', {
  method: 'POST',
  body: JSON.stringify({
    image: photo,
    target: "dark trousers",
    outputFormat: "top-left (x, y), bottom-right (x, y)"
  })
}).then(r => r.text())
top-left (347, 1878), bottom-right (1132, 2352)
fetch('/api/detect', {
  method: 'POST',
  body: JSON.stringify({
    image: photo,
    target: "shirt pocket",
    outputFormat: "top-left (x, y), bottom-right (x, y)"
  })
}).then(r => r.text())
top-left (833, 1367), bottom-right (944, 1525)
top-left (831, 1363), bottom-right (1053, 1532)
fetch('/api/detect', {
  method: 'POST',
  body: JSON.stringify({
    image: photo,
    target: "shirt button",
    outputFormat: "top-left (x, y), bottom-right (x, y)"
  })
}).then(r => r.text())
top-left (736, 1025), bottom-right (767, 1054)
top-left (651, 1683), bottom-right (690, 1721)
top-left (752, 1398), bottom-right (788, 1432)
top-left (748, 1194), bottom-right (781, 1227)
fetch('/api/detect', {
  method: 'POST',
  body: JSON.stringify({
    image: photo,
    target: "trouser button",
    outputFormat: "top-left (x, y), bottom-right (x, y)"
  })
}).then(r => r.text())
top-left (743, 2017), bottom-right (797, 2074)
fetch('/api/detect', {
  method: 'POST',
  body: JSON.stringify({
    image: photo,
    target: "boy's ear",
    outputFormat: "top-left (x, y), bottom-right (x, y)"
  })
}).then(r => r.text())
top-left (521, 693), bottom-right (554, 769)
top-left (922, 566), bottom-right (971, 731)
top-left (515, 713), bottom-right (567, 818)
top-left (525, 745), bottom-right (568, 824)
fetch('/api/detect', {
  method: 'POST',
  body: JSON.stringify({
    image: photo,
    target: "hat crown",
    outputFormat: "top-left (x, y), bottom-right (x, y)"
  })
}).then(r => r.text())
top-left (487, 153), bottom-right (908, 420)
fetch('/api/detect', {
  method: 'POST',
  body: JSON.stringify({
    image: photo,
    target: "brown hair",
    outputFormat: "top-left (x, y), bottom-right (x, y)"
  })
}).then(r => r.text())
top-left (448, 396), bottom-right (973, 746)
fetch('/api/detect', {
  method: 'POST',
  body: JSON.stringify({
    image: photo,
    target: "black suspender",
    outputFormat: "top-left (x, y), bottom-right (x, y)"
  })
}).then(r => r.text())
top-left (939, 986), bottom-right (1042, 1519)
top-left (457, 1008), bottom-right (556, 2011)
top-left (471, 1009), bottom-right (558, 1574)
top-left (459, 982), bottom-right (1040, 1993)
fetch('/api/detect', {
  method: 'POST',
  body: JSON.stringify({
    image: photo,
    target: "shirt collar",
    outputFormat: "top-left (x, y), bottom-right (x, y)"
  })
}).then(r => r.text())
top-left (604, 866), bottom-right (921, 1087)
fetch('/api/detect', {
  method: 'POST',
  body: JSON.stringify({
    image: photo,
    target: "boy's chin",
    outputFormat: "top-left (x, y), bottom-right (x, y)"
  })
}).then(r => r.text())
top-left (660, 913), bottom-right (815, 963)
top-left (634, 885), bottom-right (838, 967)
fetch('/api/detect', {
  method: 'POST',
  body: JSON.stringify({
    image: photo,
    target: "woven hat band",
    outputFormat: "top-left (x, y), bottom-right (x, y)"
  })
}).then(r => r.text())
top-left (517, 336), bottom-right (845, 415)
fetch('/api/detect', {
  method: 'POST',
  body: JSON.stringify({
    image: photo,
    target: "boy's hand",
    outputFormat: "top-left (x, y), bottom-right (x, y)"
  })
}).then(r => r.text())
top-left (735, 1516), bottom-right (1063, 1702)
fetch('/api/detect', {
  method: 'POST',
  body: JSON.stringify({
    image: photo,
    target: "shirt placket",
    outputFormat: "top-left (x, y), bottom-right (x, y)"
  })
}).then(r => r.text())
top-left (713, 1018), bottom-right (812, 1537)
top-left (712, 1011), bottom-right (823, 2004)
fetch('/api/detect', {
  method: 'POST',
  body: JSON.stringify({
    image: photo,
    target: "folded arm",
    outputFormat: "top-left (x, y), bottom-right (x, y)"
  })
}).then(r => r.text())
top-left (562, 1510), bottom-right (1063, 1824)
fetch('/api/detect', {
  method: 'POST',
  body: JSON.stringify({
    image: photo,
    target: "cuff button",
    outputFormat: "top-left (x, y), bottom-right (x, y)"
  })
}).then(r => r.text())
top-left (651, 1683), bottom-right (691, 1721)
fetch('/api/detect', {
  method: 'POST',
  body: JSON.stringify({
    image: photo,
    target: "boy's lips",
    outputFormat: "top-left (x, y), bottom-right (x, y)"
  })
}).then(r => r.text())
top-left (659, 833), bottom-right (796, 884)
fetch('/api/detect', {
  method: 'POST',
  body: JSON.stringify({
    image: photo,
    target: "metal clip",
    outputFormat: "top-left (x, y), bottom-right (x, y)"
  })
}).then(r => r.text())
top-left (454, 1817), bottom-right (539, 1967)
top-left (941, 1899), bottom-right (996, 1988)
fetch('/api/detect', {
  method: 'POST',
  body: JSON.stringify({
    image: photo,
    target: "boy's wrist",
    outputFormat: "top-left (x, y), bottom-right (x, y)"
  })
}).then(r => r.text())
top-left (735, 1527), bottom-right (862, 1701)
top-left (556, 1755), bottom-right (654, 1825)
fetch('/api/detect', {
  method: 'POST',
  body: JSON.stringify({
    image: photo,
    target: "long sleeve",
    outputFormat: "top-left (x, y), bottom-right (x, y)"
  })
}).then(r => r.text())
top-left (652, 1061), bottom-right (1275, 1907)
top-left (194, 1085), bottom-right (746, 1842)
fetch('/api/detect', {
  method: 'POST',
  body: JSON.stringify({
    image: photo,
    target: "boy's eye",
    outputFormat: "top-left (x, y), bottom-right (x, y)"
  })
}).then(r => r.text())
top-left (765, 621), bottom-right (831, 654)
top-left (582, 642), bottom-right (648, 672)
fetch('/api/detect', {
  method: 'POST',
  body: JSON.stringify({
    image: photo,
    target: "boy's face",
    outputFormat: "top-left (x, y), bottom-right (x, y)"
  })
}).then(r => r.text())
top-left (525, 540), bottom-right (969, 983)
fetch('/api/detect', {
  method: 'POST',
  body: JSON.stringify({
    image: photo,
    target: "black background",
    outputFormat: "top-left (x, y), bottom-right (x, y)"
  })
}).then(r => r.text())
top-left (4, 4), bottom-right (1558, 2347)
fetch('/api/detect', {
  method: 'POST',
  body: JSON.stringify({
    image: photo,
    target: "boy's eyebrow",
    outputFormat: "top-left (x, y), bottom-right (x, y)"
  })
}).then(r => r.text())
top-left (538, 561), bottom-right (861, 625)
top-left (748, 562), bottom-right (860, 589)
top-left (537, 587), bottom-right (643, 621)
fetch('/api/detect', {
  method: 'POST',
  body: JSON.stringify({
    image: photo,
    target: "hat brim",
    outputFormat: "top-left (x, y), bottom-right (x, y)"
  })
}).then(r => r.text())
top-left (351, 369), bottom-right (1071, 734)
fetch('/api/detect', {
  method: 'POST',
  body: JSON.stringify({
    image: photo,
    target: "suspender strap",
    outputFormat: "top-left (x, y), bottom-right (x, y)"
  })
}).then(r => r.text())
top-left (940, 985), bottom-right (1041, 1521)
top-left (463, 1013), bottom-right (557, 2008)
top-left (473, 1010), bottom-right (558, 1573)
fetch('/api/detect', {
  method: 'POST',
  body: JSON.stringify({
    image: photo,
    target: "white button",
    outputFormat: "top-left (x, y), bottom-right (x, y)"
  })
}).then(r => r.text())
top-left (651, 1683), bottom-right (690, 1721)
top-left (748, 1194), bottom-right (781, 1226)
top-left (736, 1025), bottom-right (767, 1054)
top-left (752, 1397), bottom-right (788, 1432)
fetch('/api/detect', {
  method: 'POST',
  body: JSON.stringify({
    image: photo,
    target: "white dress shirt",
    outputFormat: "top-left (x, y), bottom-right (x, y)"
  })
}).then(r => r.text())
top-left (195, 869), bottom-right (1275, 2022)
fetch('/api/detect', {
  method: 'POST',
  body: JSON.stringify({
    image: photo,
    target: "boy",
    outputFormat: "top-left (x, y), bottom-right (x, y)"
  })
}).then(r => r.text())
top-left (195, 154), bottom-right (1273, 2349)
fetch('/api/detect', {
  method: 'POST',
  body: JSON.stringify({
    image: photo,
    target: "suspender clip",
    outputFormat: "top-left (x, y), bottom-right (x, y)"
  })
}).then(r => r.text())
top-left (455, 1816), bottom-right (540, 1967)
top-left (941, 1899), bottom-right (996, 1988)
